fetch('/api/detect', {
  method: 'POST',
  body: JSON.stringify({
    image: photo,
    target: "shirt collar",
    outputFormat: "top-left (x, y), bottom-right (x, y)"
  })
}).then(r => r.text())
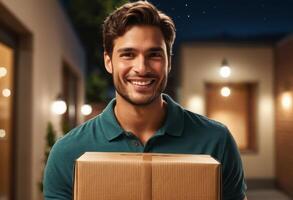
top-left (99, 99), bottom-right (124, 141)
top-left (161, 94), bottom-right (185, 137)
top-left (99, 94), bottom-right (185, 141)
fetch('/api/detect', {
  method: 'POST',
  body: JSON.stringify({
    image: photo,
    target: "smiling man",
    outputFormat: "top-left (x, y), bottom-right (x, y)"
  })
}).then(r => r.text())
top-left (103, 24), bottom-right (170, 144)
top-left (44, 1), bottom-right (247, 200)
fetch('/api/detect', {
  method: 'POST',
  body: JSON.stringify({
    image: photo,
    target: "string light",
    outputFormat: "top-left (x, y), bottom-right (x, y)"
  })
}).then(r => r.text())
top-left (0, 67), bottom-right (7, 77)
top-left (2, 88), bottom-right (11, 97)
top-left (0, 129), bottom-right (6, 138)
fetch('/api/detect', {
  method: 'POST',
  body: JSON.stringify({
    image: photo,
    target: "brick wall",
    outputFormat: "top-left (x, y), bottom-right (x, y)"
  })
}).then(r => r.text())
top-left (275, 37), bottom-right (293, 197)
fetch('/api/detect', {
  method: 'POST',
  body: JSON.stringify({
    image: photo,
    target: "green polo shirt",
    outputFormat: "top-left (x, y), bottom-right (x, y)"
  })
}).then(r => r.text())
top-left (44, 94), bottom-right (247, 200)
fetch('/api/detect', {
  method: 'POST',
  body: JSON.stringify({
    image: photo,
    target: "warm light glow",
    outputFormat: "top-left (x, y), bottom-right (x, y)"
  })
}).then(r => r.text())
top-left (0, 129), bottom-right (6, 138)
top-left (219, 66), bottom-right (231, 78)
top-left (81, 104), bottom-right (92, 116)
top-left (281, 92), bottom-right (292, 110)
top-left (187, 96), bottom-right (204, 114)
top-left (2, 88), bottom-right (11, 97)
top-left (0, 67), bottom-right (7, 77)
top-left (221, 87), bottom-right (231, 97)
top-left (51, 100), bottom-right (67, 115)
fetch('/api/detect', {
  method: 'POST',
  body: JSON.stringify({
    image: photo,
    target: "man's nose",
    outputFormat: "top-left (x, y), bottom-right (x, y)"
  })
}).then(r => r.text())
top-left (133, 55), bottom-right (149, 75)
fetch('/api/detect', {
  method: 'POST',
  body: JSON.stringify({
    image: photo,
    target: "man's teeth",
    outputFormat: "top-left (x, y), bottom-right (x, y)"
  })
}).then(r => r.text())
top-left (131, 80), bottom-right (152, 86)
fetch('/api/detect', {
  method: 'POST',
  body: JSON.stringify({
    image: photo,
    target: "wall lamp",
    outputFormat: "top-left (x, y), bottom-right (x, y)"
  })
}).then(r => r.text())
top-left (281, 82), bottom-right (292, 110)
top-left (81, 104), bottom-right (92, 116)
top-left (51, 94), bottom-right (67, 115)
top-left (219, 58), bottom-right (232, 97)
top-left (219, 58), bottom-right (231, 78)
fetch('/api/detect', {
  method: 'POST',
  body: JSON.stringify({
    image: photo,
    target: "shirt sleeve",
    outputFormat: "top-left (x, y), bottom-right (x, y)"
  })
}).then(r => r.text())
top-left (43, 140), bottom-right (73, 200)
top-left (221, 128), bottom-right (247, 200)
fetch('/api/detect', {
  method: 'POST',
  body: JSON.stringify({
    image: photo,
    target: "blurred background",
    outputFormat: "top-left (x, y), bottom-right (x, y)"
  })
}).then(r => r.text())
top-left (0, 0), bottom-right (293, 199)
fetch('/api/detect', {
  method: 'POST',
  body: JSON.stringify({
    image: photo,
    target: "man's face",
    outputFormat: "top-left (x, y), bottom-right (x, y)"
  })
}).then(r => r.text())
top-left (104, 25), bottom-right (169, 106)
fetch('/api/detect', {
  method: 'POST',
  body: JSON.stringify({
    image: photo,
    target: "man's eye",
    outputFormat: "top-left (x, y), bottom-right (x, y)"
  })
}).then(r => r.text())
top-left (120, 53), bottom-right (135, 59)
top-left (149, 52), bottom-right (163, 58)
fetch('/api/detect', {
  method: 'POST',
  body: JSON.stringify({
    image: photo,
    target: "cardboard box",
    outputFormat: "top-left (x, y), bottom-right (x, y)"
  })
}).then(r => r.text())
top-left (74, 152), bottom-right (221, 200)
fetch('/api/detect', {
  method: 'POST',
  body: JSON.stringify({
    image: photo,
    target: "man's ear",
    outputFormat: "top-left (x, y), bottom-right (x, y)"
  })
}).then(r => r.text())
top-left (104, 52), bottom-right (113, 74)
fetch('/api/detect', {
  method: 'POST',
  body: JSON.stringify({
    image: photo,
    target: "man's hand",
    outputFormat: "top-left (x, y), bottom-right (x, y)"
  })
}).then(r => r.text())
top-left (243, 196), bottom-right (248, 200)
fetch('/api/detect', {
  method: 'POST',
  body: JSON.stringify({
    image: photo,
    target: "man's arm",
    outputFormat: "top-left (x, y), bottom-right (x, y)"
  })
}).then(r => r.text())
top-left (221, 127), bottom-right (247, 200)
top-left (43, 141), bottom-right (73, 200)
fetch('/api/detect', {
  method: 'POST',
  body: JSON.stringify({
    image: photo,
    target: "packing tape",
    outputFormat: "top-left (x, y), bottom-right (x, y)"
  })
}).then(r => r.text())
top-left (118, 152), bottom-right (196, 158)
top-left (142, 154), bottom-right (152, 200)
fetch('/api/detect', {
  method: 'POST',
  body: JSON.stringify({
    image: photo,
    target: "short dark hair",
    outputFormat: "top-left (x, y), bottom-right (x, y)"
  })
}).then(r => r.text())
top-left (103, 1), bottom-right (176, 60)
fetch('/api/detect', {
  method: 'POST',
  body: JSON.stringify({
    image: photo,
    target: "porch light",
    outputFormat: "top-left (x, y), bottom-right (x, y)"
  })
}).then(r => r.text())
top-left (81, 104), bottom-right (92, 116)
top-left (221, 86), bottom-right (231, 97)
top-left (0, 67), bottom-right (7, 77)
top-left (219, 58), bottom-right (231, 78)
top-left (51, 95), bottom-right (67, 115)
top-left (281, 91), bottom-right (292, 110)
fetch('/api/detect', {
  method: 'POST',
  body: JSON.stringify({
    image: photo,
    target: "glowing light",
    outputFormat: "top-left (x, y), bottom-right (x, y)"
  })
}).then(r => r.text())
top-left (187, 96), bottom-right (204, 114)
top-left (0, 67), bottom-right (7, 77)
top-left (0, 129), bottom-right (6, 138)
top-left (219, 66), bottom-right (231, 78)
top-left (221, 87), bottom-right (231, 97)
top-left (81, 104), bottom-right (92, 116)
top-left (281, 92), bottom-right (292, 110)
top-left (51, 100), bottom-right (67, 115)
top-left (2, 88), bottom-right (11, 97)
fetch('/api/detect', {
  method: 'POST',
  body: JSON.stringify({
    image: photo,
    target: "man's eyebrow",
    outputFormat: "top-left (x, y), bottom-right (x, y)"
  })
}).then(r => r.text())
top-left (148, 47), bottom-right (164, 52)
top-left (116, 47), bottom-right (164, 53)
top-left (117, 48), bottom-right (135, 53)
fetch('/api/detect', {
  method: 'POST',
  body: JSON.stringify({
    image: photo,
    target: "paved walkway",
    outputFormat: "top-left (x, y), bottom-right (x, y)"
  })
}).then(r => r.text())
top-left (247, 189), bottom-right (292, 200)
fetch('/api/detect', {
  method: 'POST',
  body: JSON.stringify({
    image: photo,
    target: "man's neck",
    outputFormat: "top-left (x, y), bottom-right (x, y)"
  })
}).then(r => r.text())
top-left (114, 94), bottom-right (167, 144)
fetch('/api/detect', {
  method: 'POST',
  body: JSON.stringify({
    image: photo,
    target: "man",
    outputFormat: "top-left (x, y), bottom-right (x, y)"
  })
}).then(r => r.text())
top-left (44, 1), bottom-right (247, 199)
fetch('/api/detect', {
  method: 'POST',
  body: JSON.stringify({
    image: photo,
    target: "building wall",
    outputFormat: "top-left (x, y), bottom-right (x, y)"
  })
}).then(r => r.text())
top-left (275, 36), bottom-right (293, 197)
top-left (179, 42), bottom-right (275, 180)
top-left (0, 0), bottom-right (86, 199)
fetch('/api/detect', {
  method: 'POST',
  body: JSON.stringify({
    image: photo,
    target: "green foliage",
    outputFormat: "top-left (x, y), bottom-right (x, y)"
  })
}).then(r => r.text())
top-left (68, 0), bottom-right (128, 25)
top-left (86, 72), bottom-right (109, 103)
top-left (40, 122), bottom-right (57, 192)
top-left (66, 0), bottom-right (128, 78)
top-left (62, 119), bottom-right (71, 135)
top-left (46, 122), bottom-right (57, 150)
top-left (65, 0), bottom-right (128, 101)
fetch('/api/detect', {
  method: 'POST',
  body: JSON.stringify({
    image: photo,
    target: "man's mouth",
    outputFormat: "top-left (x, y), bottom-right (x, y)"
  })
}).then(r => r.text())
top-left (129, 80), bottom-right (155, 86)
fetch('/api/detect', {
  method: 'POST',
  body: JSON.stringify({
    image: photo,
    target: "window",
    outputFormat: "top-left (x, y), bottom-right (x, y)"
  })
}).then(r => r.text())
top-left (205, 82), bottom-right (257, 152)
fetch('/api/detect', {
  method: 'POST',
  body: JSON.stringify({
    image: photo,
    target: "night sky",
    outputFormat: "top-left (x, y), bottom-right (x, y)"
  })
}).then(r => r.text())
top-left (148, 0), bottom-right (293, 42)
